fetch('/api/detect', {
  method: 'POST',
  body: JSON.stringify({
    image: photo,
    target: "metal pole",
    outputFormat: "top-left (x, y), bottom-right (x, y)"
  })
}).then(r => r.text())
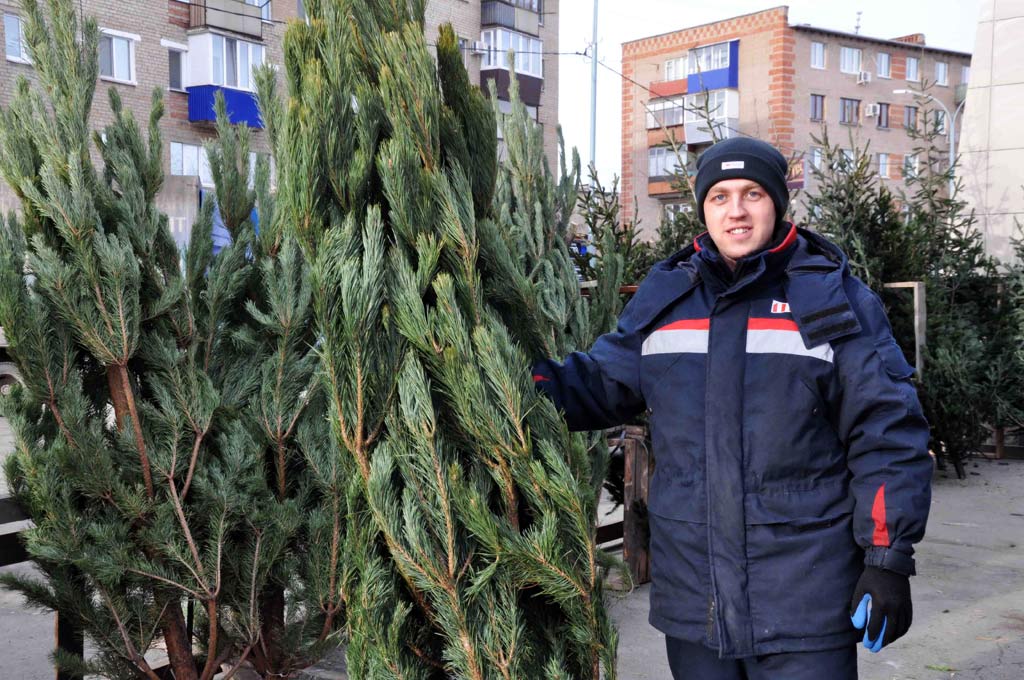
top-left (589, 0), bottom-right (598, 177)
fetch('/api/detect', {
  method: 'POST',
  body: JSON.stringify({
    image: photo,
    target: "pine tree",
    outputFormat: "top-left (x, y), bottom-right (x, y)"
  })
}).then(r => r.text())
top-left (271, 2), bottom-right (617, 676)
top-left (0, 1), bottom-right (336, 677)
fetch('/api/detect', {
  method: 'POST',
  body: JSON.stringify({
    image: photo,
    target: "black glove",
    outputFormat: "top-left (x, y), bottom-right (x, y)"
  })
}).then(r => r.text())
top-left (850, 566), bottom-right (912, 652)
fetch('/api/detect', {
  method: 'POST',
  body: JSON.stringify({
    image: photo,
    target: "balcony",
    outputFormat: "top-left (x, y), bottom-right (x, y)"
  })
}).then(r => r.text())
top-left (482, 1), bottom-right (541, 37)
top-left (188, 0), bottom-right (263, 40)
top-left (187, 85), bottom-right (264, 129)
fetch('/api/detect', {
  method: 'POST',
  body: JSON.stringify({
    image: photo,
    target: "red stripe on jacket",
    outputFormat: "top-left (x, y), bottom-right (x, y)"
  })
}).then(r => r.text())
top-left (747, 318), bottom-right (799, 332)
top-left (871, 485), bottom-right (890, 546)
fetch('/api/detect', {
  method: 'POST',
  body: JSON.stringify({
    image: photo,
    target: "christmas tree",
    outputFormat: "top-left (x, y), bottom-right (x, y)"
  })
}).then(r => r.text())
top-left (270, 1), bottom-right (617, 676)
top-left (0, 1), bottom-right (338, 677)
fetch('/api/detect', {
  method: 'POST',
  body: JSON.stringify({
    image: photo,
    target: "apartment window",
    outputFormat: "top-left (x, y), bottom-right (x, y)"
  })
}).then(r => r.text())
top-left (839, 46), bottom-right (862, 74)
top-left (903, 153), bottom-right (919, 178)
top-left (648, 146), bottom-right (682, 178)
top-left (809, 147), bottom-right (824, 170)
top-left (810, 41), bottom-right (826, 69)
top-left (961, 65), bottom-right (970, 84)
top-left (646, 97), bottom-right (684, 129)
top-left (904, 105), bottom-right (918, 130)
top-left (684, 89), bottom-right (727, 123)
top-left (212, 34), bottom-right (264, 90)
top-left (663, 202), bottom-right (692, 220)
top-left (99, 30), bottom-right (138, 83)
top-left (877, 52), bottom-right (891, 78)
top-left (245, 0), bottom-right (271, 21)
top-left (809, 94), bottom-right (825, 121)
top-left (935, 60), bottom-right (949, 86)
top-left (664, 57), bottom-right (686, 81)
top-left (170, 141), bottom-right (212, 187)
top-left (839, 97), bottom-right (860, 125)
top-left (168, 48), bottom-right (185, 91)
top-left (877, 102), bottom-right (890, 129)
top-left (688, 41), bottom-right (730, 75)
top-left (878, 152), bottom-right (890, 178)
top-left (4, 13), bottom-right (30, 63)
top-left (935, 110), bottom-right (947, 135)
top-left (906, 56), bottom-right (920, 82)
top-left (480, 28), bottom-right (542, 78)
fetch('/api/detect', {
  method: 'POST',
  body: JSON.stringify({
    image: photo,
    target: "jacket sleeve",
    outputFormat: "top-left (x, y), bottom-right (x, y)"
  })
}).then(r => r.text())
top-left (834, 283), bottom-right (932, 576)
top-left (532, 299), bottom-right (648, 432)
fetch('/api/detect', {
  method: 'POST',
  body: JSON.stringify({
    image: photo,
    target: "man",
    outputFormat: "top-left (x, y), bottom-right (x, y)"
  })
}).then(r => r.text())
top-left (533, 137), bottom-right (931, 679)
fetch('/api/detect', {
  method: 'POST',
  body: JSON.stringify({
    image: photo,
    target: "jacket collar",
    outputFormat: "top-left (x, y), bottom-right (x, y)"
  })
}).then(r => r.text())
top-left (693, 223), bottom-right (799, 297)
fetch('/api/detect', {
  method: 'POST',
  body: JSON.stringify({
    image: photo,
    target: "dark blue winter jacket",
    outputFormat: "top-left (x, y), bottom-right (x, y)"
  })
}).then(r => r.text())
top-left (533, 225), bottom-right (932, 657)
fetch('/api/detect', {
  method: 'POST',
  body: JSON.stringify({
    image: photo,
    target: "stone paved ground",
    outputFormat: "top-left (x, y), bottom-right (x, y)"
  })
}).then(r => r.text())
top-left (2, 455), bottom-right (1023, 679)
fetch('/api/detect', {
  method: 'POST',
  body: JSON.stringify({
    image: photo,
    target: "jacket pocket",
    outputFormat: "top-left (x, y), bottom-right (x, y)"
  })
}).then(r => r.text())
top-left (745, 479), bottom-right (854, 528)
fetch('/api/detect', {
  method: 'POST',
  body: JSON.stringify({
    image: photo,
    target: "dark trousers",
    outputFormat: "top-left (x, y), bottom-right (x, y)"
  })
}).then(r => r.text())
top-left (665, 636), bottom-right (858, 680)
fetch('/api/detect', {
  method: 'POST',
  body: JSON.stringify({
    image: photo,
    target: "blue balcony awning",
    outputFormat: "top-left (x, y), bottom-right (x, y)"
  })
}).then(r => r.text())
top-left (187, 85), bottom-right (264, 129)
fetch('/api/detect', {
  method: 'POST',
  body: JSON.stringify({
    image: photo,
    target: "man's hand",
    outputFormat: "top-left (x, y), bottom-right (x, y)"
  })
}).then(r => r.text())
top-left (850, 566), bottom-right (912, 652)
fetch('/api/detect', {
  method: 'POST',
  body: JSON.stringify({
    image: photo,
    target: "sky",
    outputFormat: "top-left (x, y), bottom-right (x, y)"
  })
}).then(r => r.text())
top-left (557, 0), bottom-right (984, 181)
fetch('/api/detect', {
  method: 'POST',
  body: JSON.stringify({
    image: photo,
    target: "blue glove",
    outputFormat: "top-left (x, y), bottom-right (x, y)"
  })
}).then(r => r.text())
top-left (850, 566), bottom-right (912, 652)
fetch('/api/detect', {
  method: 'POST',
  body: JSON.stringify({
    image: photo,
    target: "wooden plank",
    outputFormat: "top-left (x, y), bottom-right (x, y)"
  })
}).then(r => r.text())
top-left (622, 425), bottom-right (652, 584)
top-left (596, 521), bottom-right (623, 544)
top-left (0, 495), bottom-right (28, 525)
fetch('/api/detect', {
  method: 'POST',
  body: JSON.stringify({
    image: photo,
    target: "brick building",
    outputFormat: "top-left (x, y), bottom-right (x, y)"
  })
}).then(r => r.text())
top-left (1, 0), bottom-right (560, 247)
top-left (621, 6), bottom-right (972, 237)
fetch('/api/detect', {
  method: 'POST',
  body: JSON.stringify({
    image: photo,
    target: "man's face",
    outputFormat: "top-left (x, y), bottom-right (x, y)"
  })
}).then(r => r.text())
top-left (703, 178), bottom-right (777, 269)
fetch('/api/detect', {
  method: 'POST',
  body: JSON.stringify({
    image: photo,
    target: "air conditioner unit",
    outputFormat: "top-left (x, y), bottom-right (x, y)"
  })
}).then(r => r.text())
top-left (471, 41), bottom-right (488, 56)
top-left (865, 103), bottom-right (881, 117)
top-left (856, 71), bottom-right (872, 84)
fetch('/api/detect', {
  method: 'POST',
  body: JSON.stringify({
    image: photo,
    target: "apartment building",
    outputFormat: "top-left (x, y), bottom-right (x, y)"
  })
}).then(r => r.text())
top-left (621, 6), bottom-right (971, 237)
top-left (960, 0), bottom-right (1024, 263)
top-left (426, 0), bottom-right (559, 172)
top-left (1, 0), bottom-right (559, 247)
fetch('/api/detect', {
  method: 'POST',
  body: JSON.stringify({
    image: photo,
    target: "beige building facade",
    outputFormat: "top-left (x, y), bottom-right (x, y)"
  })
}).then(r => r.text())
top-left (1, 0), bottom-right (559, 245)
top-left (959, 0), bottom-right (1024, 264)
top-left (621, 6), bottom-right (971, 238)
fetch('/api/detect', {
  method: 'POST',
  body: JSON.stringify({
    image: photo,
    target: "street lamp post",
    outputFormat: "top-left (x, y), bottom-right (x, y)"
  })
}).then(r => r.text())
top-left (893, 88), bottom-right (965, 197)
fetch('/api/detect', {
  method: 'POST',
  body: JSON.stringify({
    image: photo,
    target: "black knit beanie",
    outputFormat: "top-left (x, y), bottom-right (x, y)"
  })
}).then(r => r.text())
top-left (694, 137), bottom-right (790, 225)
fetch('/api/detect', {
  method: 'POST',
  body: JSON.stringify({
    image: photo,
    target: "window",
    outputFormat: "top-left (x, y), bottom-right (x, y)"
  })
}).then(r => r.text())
top-left (648, 146), bottom-right (682, 178)
top-left (495, 98), bottom-right (539, 139)
top-left (245, 0), bottom-right (271, 21)
top-left (877, 52), bottom-right (891, 78)
top-left (877, 102), bottom-right (890, 129)
top-left (961, 65), bottom-right (970, 84)
top-left (480, 28), bottom-right (542, 78)
top-left (170, 141), bottom-right (212, 187)
top-left (810, 41), bottom-right (826, 69)
top-left (212, 34), bottom-right (264, 90)
top-left (663, 203), bottom-right (692, 220)
top-left (839, 97), bottom-right (860, 125)
top-left (935, 60), bottom-right (948, 86)
top-left (809, 147), bottom-right (823, 170)
top-left (839, 46), bottom-right (861, 74)
top-left (903, 153), bottom-right (919, 178)
top-left (99, 30), bottom-right (138, 83)
top-left (4, 14), bottom-right (30, 63)
top-left (664, 57), bottom-right (686, 81)
top-left (684, 89), bottom-right (727, 123)
top-left (935, 109), bottom-right (947, 135)
top-left (809, 94), bottom-right (825, 122)
top-left (688, 41), bottom-right (729, 75)
top-left (903, 105), bottom-right (918, 130)
top-left (168, 48), bottom-right (185, 91)
top-left (906, 56), bottom-right (920, 82)
top-left (878, 152), bottom-right (890, 178)
top-left (646, 97), bottom-right (684, 129)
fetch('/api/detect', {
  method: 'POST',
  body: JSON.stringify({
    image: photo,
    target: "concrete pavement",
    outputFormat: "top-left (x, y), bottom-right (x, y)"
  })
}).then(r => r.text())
top-left (2, 457), bottom-right (1023, 679)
